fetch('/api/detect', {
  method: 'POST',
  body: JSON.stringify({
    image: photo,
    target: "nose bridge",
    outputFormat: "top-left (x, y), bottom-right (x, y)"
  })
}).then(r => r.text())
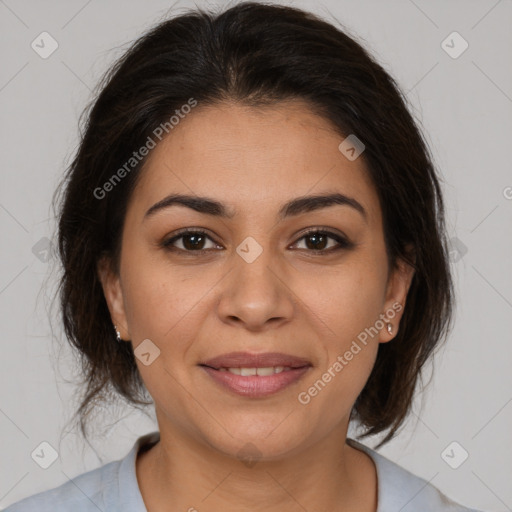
top-left (216, 233), bottom-right (294, 328)
top-left (236, 236), bottom-right (277, 285)
top-left (233, 234), bottom-right (281, 300)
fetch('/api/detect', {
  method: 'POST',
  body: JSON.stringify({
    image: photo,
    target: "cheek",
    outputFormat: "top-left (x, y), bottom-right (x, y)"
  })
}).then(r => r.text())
top-left (297, 281), bottom-right (381, 426)
top-left (294, 258), bottom-right (385, 402)
top-left (118, 253), bottom-right (206, 415)
top-left (299, 258), bottom-right (386, 343)
top-left (119, 244), bottom-right (223, 370)
top-left (118, 242), bottom-right (193, 342)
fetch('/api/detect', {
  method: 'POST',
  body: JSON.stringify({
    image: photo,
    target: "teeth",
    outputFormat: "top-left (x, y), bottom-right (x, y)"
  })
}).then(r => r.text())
top-left (223, 366), bottom-right (292, 375)
top-left (256, 367), bottom-right (274, 376)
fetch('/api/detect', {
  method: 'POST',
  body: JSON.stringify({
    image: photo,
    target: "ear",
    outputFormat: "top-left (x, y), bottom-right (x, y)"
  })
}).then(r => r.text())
top-left (380, 246), bottom-right (416, 343)
top-left (97, 256), bottom-right (130, 341)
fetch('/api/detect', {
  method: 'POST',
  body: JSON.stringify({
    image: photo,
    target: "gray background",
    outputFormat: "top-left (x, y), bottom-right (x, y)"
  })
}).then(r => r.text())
top-left (1, 0), bottom-right (511, 510)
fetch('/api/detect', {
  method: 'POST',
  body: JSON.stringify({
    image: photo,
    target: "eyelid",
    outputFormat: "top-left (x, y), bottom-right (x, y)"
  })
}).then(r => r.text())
top-left (292, 226), bottom-right (349, 242)
top-left (289, 227), bottom-right (353, 251)
top-left (161, 226), bottom-right (354, 255)
top-left (162, 227), bottom-right (220, 250)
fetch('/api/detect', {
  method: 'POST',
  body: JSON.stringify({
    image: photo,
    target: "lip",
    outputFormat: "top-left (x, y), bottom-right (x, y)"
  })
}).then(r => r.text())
top-left (199, 351), bottom-right (312, 398)
top-left (201, 366), bottom-right (310, 398)
top-left (200, 351), bottom-right (311, 369)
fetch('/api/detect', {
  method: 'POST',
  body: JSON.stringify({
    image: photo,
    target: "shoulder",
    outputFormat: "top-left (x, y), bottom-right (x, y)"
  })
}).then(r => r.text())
top-left (2, 459), bottom-right (120, 512)
top-left (2, 431), bottom-right (159, 512)
top-left (347, 438), bottom-right (486, 512)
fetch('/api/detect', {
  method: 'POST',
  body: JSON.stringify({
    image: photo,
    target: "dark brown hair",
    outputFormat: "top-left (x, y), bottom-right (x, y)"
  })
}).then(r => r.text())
top-left (54, 1), bottom-right (454, 448)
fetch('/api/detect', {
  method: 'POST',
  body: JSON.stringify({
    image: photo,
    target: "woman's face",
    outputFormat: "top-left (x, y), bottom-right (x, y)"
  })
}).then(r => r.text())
top-left (100, 100), bottom-right (414, 460)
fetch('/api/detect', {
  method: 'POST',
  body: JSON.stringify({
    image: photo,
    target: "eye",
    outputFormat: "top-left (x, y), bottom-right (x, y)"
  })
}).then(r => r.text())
top-left (162, 229), bottom-right (221, 253)
top-left (161, 227), bottom-right (353, 255)
top-left (291, 229), bottom-right (353, 253)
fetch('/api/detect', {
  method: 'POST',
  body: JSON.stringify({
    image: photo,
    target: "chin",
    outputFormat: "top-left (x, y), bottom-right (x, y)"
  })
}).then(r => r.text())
top-left (200, 418), bottom-right (310, 463)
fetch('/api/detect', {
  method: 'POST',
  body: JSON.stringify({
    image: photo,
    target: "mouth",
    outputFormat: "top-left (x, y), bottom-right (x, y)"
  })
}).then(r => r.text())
top-left (199, 352), bottom-right (312, 398)
top-left (211, 366), bottom-right (298, 375)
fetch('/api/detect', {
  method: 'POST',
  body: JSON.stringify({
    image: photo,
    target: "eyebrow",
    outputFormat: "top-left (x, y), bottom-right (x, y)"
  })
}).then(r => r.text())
top-left (144, 192), bottom-right (367, 223)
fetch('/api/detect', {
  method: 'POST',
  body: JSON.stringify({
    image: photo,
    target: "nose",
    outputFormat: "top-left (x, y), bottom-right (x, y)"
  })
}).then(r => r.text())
top-left (216, 245), bottom-right (295, 332)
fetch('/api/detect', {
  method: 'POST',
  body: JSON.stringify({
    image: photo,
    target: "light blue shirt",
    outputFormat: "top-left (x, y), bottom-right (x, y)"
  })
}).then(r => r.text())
top-left (3, 431), bottom-right (484, 511)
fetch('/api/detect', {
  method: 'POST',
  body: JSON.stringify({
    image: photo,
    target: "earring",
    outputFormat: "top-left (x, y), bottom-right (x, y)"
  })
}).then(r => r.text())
top-left (386, 322), bottom-right (393, 335)
top-left (114, 324), bottom-right (122, 342)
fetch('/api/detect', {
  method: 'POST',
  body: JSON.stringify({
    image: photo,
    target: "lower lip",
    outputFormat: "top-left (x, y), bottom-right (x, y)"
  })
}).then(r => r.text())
top-left (201, 366), bottom-right (311, 398)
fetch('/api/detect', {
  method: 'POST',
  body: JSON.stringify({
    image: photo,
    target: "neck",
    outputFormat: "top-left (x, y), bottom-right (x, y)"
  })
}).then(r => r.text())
top-left (136, 423), bottom-right (377, 512)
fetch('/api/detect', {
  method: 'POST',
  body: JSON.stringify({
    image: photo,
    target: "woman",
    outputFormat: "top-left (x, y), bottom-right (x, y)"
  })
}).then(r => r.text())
top-left (5, 2), bottom-right (484, 511)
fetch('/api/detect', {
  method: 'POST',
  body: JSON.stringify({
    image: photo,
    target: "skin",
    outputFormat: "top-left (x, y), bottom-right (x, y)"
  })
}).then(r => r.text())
top-left (99, 99), bottom-right (415, 512)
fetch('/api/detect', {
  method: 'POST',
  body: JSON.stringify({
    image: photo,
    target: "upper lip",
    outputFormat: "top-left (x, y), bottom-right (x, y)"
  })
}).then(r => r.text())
top-left (200, 351), bottom-right (312, 370)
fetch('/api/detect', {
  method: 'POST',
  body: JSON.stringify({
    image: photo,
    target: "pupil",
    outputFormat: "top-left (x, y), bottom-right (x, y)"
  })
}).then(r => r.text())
top-left (184, 234), bottom-right (204, 250)
top-left (181, 233), bottom-right (328, 251)
top-left (307, 233), bottom-right (326, 250)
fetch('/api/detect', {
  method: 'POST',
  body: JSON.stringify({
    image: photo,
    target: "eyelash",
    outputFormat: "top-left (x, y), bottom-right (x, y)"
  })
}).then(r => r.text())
top-left (161, 227), bottom-right (354, 255)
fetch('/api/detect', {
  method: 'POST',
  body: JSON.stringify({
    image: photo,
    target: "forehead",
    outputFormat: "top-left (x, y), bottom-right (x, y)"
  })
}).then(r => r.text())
top-left (129, 100), bottom-right (381, 225)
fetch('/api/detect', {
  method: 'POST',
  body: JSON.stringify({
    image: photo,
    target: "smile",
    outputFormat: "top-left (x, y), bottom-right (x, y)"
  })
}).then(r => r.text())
top-left (218, 366), bottom-right (292, 375)
top-left (200, 364), bottom-right (310, 398)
